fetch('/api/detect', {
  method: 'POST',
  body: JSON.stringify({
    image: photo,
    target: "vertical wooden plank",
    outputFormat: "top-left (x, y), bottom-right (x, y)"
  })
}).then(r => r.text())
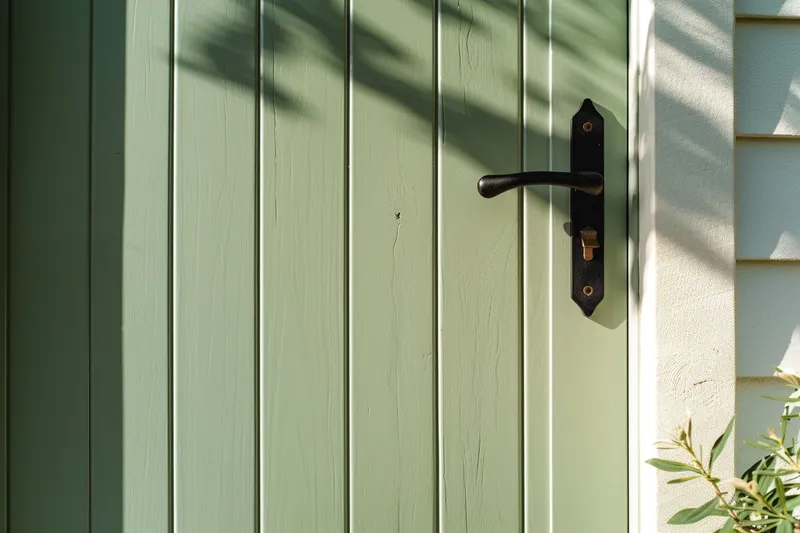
top-left (174, 0), bottom-right (256, 530)
top-left (522, 0), bottom-right (553, 527)
top-left (91, 0), bottom-right (171, 530)
top-left (90, 0), bottom-right (125, 527)
top-left (260, 0), bottom-right (346, 529)
top-left (350, 0), bottom-right (435, 530)
top-left (550, 0), bottom-right (628, 530)
top-left (8, 0), bottom-right (91, 530)
top-left (0, 0), bottom-right (8, 525)
top-left (440, 1), bottom-right (521, 531)
top-left (122, 0), bottom-right (172, 528)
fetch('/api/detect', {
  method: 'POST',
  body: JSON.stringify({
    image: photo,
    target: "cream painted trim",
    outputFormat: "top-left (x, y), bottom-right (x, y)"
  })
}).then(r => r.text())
top-left (630, 0), bottom-right (652, 529)
top-left (632, 0), bottom-right (737, 531)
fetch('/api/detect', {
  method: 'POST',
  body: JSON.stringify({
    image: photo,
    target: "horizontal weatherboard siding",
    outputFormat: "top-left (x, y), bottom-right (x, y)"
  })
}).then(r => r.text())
top-left (735, 140), bottom-right (800, 260)
top-left (735, 22), bottom-right (800, 135)
top-left (736, 0), bottom-right (800, 16)
top-left (733, 11), bottom-right (800, 500)
top-left (735, 264), bottom-right (800, 377)
top-left (736, 379), bottom-right (800, 473)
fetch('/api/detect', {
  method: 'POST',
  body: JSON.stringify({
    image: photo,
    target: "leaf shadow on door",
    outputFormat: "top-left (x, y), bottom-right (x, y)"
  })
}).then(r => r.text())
top-left (176, 0), bottom-right (638, 330)
top-left (177, 0), bottom-right (564, 195)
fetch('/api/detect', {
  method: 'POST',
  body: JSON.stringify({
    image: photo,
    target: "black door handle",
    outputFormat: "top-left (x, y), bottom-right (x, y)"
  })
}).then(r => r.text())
top-left (476, 98), bottom-right (605, 317)
top-left (477, 171), bottom-right (603, 198)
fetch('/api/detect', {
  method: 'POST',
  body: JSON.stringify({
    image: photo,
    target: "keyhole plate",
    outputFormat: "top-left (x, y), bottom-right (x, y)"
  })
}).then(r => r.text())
top-left (570, 99), bottom-right (605, 317)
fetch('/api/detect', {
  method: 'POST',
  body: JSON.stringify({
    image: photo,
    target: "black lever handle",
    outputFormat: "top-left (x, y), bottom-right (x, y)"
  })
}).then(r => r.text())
top-left (474, 98), bottom-right (606, 317)
top-left (477, 171), bottom-right (604, 198)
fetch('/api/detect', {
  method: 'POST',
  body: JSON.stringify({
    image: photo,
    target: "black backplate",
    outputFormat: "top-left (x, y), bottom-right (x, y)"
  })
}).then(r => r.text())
top-left (570, 99), bottom-right (604, 317)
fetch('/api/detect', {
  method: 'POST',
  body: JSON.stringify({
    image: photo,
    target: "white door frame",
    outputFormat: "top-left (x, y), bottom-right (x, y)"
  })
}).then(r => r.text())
top-left (630, 0), bottom-right (737, 530)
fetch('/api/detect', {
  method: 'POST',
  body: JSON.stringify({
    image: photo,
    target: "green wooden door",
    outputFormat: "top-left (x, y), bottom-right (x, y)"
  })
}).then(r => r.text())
top-left (4, 0), bottom-right (628, 531)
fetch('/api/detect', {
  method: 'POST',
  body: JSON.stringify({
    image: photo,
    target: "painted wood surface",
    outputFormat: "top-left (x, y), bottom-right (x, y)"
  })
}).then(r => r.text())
top-left (737, 0), bottom-right (800, 16)
top-left (735, 23), bottom-right (800, 135)
top-left (736, 264), bottom-right (800, 377)
top-left (736, 379), bottom-right (800, 472)
top-left (523, 0), bottom-right (553, 529)
top-left (119, 0), bottom-right (172, 528)
top-left (259, 0), bottom-right (345, 529)
top-left (91, 0), bottom-right (127, 528)
top-left (736, 140), bottom-right (800, 259)
top-left (734, 16), bottom-right (800, 473)
top-left (0, 0), bottom-right (7, 526)
top-left (4, 0), bottom-right (629, 530)
top-left (8, 0), bottom-right (91, 531)
top-left (549, 0), bottom-right (628, 530)
top-left (439, 1), bottom-right (522, 531)
top-left (349, 0), bottom-right (434, 531)
top-left (91, 0), bottom-right (172, 530)
top-left (174, 0), bottom-right (256, 530)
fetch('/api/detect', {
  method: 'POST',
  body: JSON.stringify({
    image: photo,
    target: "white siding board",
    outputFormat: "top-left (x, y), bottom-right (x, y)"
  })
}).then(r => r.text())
top-left (736, 140), bottom-right (800, 259)
top-left (736, 264), bottom-right (800, 377)
top-left (735, 24), bottom-right (800, 135)
top-left (737, 0), bottom-right (800, 16)
top-left (736, 379), bottom-right (800, 474)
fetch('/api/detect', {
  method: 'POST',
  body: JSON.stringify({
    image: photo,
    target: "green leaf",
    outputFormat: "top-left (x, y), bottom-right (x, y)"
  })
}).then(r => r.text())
top-left (757, 469), bottom-right (777, 495)
top-left (776, 477), bottom-right (788, 512)
top-left (785, 494), bottom-right (800, 510)
top-left (654, 440), bottom-right (679, 450)
top-left (763, 395), bottom-right (800, 403)
top-left (667, 497), bottom-right (726, 525)
top-left (751, 470), bottom-right (784, 477)
top-left (645, 458), bottom-right (703, 474)
top-left (777, 519), bottom-right (794, 533)
top-left (710, 416), bottom-right (736, 471)
top-left (745, 440), bottom-right (781, 451)
top-left (667, 475), bottom-right (703, 484)
top-left (743, 455), bottom-right (775, 481)
top-left (720, 518), bottom-right (735, 533)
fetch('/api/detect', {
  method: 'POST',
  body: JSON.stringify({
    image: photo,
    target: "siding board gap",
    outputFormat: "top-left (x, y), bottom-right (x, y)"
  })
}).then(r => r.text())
top-left (736, 14), bottom-right (800, 22)
top-left (736, 134), bottom-right (800, 141)
top-left (736, 258), bottom-right (800, 264)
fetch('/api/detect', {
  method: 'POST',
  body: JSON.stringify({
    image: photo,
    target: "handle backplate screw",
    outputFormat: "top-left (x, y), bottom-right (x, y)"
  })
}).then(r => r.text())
top-left (582, 121), bottom-right (593, 133)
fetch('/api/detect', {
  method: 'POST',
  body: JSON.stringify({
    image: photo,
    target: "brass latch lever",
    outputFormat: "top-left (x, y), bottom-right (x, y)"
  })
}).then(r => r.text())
top-left (580, 227), bottom-right (599, 261)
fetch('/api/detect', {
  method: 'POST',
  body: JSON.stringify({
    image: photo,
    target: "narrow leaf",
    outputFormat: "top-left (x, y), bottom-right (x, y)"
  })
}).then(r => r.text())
top-left (710, 416), bottom-right (736, 471)
top-left (645, 458), bottom-right (703, 474)
top-left (776, 477), bottom-right (788, 512)
top-left (667, 475), bottom-right (703, 484)
top-left (785, 494), bottom-right (800, 510)
top-left (763, 395), bottom-right (800, 403)
top-left (745, 440), bottom-right (781, 451)
top-left (720, 518), bottom-right (735, 533)
top-left (777, 519), bottom-right (794, 533)
top-left (743, 455), bottom-right (775, 480)
top-left (667, 497), bottom-right (726, 525)
top-left (655, 440), bottom-right (679, 448)
top-left (751, 470), bottom-right (784, 477)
